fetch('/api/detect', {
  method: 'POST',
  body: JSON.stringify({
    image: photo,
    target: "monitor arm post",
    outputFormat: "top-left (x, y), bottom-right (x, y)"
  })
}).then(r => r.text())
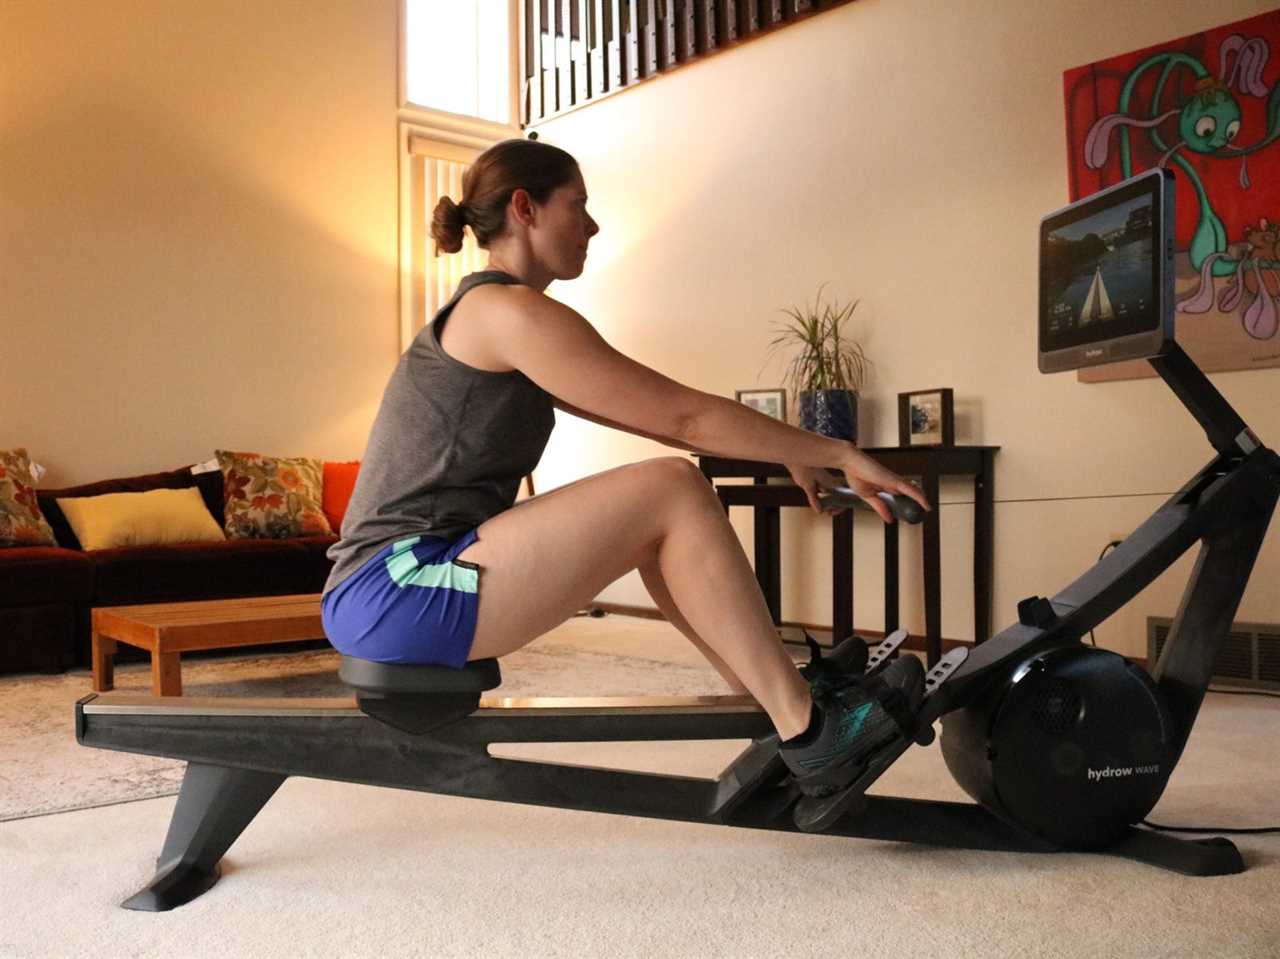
top-left (1148, 344), bottom-right (1261, 457)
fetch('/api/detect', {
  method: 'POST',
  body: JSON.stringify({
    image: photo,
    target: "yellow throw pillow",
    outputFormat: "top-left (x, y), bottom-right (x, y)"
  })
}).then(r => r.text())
top-left (57, 487), bottom-right (226, 551)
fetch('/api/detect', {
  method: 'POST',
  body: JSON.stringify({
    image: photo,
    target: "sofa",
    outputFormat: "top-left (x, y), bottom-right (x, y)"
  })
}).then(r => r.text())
top-left (0, 460), bottom-right (352, 676)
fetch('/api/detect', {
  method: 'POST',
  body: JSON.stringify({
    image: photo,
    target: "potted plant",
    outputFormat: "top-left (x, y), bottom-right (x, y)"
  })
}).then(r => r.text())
top-left (766, 285), bottom-right (870, 442)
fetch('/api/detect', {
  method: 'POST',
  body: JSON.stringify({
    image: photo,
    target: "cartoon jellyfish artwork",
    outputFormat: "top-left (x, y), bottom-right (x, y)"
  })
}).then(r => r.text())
top-left (1082, 32), bottom-right (1280, 340)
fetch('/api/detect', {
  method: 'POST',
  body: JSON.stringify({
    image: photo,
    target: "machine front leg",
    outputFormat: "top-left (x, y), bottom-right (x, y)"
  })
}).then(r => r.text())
top-left (123, 763), bottom-right (286, 912)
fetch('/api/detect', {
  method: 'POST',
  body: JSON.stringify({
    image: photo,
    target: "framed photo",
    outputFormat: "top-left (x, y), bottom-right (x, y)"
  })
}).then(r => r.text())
top-left (736, 388), bottom-right (787, 422)
top-left (898, 388), bottom-right (954, 447)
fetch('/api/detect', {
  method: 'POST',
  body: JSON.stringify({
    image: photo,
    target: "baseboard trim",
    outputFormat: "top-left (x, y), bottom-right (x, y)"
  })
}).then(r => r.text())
top-left (586, 602), bottom-right (1150, 671)
top-left (585, 602), bottom-right (970, 655)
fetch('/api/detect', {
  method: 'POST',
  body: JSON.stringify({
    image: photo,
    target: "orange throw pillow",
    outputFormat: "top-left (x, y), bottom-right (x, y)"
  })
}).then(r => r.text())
top-left (322, 461), bottom-right (360, 534)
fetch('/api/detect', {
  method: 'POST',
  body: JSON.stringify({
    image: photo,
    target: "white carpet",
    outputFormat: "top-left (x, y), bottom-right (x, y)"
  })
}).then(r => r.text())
top-left (2, 618), bottom-right (1279, 959)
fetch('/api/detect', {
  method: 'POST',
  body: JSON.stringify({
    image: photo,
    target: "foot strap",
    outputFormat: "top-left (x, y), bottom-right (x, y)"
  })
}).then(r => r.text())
top-left (865, 679), bottom-right (918, 739)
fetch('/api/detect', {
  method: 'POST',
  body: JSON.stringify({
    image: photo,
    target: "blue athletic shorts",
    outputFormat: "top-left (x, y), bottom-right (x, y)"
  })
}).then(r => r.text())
top-left (321, 530), bottom-right (481, 668)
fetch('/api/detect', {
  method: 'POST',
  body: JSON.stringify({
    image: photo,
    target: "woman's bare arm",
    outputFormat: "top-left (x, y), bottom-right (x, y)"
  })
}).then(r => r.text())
top-left (552, 398), bottom-right (703, 453)
top-left (478, 285), bottom-right (928, 517)
top-left (483, 286), bottom-right (845, 466)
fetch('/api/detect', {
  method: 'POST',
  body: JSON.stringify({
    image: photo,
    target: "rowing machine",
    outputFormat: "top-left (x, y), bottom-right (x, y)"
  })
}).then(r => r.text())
top-left (76, 346), bottom-right (1276, 906)
top-left (76, 174), bottom-right (1279, 907)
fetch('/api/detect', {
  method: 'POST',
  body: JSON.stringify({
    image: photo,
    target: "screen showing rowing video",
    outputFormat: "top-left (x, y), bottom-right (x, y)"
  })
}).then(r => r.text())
top-left (1041, 191), bottom-right (1157, 353)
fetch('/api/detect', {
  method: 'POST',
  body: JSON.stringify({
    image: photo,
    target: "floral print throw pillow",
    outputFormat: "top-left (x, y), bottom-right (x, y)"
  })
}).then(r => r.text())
top-left (0, 449), bottom-right (58, 547)
top-left (216, 450), bottom-right (333, 539)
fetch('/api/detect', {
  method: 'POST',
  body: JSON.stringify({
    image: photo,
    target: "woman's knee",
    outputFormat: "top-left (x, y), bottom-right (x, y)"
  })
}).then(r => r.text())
top-left (638, 456), bottom-right (720, 511)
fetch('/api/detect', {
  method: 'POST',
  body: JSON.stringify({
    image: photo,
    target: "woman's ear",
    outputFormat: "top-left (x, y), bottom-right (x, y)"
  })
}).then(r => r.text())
top-left (509, 188), bottom-right (536, 228)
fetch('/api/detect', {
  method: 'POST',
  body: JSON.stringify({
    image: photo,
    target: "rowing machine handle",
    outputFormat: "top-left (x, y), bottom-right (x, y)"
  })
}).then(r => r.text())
top-left (817, 487), bottom-right (924, 524)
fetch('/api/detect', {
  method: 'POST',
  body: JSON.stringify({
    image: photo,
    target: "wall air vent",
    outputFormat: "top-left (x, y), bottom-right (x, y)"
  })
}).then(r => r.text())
top-left (1148, 618), bottom-right (1280, 691)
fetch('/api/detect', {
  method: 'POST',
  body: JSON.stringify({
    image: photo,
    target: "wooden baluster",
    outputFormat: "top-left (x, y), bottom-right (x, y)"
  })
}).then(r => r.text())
top-left (575, 0), bottom-right (590, 102)
top-left (722, 0), bottom-right (738, 42)
top-left (611, 0), bottom-right (627, 88)
top-left (645, 0), bottom-right (658, 74)
top-left (659, 0), bottom-right (677, 67)
top-left (699, 0), bottom-right (717, 52)
top-left (626, 0), bottom-right (641, 82)
top-left (741, 0), bottom-right (760, 34)
top-left (765, 0), bottom-right (783, 24)
top-left (678, 0), bottom-right (696, 58)
top-left (518, 0), bottom-right (529, 124)
top-left (592, 0), bottom-right (606, 93)
top-left (529, 0), bottom-right (544, 121)
top-left (543, 3), bottom-right (558, 114)
top-left (558, 0), bottom-right (573, 109)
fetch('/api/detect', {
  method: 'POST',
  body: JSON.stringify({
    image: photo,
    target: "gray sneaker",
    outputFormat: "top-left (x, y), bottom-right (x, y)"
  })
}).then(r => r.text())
top-left (780, 656), bottom-right (925, 797)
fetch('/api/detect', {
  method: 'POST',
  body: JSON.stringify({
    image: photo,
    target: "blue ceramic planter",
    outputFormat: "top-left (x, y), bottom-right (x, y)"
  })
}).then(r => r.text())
top-left (799, 389), bottom-right (858, 443)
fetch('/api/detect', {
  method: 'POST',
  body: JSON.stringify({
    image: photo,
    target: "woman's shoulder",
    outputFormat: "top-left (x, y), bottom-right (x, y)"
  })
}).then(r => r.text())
top-left (454, 281), bottom-right (564, 332)
top-left (462, 279), bottom-right (544, 311)
top-left (438, 283), bottom-right (553, 374)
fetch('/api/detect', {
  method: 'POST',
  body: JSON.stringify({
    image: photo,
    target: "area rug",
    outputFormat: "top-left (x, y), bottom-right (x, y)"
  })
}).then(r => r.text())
top-left (0, 640), bottom-right (732, 822)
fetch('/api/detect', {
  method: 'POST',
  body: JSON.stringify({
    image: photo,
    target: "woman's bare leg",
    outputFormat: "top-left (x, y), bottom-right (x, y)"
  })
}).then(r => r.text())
top-left (637, 558), bottom-right (751, 695)
top-left (454, 457), bottom-right (812, 740)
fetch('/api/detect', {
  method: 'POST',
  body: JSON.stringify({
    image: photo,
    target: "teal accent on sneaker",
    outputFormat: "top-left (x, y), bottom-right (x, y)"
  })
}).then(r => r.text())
top-left (797, 701), bottom-right (875, 770)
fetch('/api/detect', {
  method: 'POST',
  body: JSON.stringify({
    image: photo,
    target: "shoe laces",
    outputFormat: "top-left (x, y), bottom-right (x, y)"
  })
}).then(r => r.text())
top-left (800, 632), bottom-right (873, 704)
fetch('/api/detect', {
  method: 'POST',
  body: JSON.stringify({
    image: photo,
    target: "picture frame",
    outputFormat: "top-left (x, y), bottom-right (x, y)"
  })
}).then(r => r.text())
top-left (736, 388), bottom-right (787, 423)
top-left (898, 388), bottom-right (954, 447)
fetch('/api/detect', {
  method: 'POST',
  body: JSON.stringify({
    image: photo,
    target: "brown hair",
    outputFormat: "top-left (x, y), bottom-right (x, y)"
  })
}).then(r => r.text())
top-left (430, 138), bottom-right (579, 255)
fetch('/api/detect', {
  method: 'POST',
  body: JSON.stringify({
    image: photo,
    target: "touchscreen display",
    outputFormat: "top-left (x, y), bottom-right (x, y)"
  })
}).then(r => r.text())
top-left (1040, 186), bottom-right (1159, 353)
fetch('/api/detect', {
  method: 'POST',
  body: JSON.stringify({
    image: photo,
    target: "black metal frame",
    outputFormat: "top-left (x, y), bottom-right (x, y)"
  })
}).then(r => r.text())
top-left (75, 692), bottom-right (1065, 912)
top-left (75, 344), bottom-right (1277, 910)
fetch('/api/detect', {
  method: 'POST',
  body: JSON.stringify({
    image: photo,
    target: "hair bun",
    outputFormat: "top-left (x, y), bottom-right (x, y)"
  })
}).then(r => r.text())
top-left (430, 196), bottom-right (467, 254)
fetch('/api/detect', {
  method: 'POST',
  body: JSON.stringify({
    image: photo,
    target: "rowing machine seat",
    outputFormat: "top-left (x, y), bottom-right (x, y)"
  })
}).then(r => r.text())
top-left (339, 656), bottom-right (502, 734)
top-left (339, 656), bottom-right (502, 694)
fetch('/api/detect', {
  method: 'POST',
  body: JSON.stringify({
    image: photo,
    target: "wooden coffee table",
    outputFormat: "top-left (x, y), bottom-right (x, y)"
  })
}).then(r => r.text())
top-left (91, 594), bottom-right (326, 696)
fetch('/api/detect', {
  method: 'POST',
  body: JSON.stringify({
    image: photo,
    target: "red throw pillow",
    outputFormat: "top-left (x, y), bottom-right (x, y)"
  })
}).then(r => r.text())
top-left (322, 461), bottom-right (360, 534)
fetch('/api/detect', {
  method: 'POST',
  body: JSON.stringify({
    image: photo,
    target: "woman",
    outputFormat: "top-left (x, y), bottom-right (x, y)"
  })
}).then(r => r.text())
top-left (322, 138), bottom-right (932, 798)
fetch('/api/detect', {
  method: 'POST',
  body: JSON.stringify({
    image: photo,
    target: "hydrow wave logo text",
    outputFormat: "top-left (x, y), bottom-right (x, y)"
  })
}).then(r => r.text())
top-left (1087, 764), bottom-right (1161, 782)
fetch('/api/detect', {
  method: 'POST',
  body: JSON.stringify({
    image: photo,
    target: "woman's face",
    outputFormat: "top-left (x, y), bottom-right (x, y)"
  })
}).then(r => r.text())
top-left (530, 169), bottom-right (599, 280)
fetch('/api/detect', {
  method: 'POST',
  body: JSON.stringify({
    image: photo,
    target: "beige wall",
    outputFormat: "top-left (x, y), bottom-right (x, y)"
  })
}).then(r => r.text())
top-left (3, 0), bottom-right (1276, 657)
top-left (1, 0), bottom-right (401, 485)
top-left (531, 0), bottom-right (1280, 656)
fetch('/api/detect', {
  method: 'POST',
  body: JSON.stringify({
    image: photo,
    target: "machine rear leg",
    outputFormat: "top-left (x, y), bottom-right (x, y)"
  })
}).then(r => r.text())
top-left (123, 763), bottom-right (286, 912)
top-left (1105, 827), bottom-right (1244, 876)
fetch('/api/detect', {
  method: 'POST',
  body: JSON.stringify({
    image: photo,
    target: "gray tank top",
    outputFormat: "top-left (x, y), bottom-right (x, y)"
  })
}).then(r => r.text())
top-left (324, 270), bottom-right (555, 593)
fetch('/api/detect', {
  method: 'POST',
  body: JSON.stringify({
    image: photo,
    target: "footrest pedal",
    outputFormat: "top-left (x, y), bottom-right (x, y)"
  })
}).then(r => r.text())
top-left (792, 738), bottom-right (904, 833)
top-left (792, 646), bottom-right (970, 833)
top-left (923, 646), bottom-right (968, 699)
top-left (864, 628), bottom-right (908, 675)
top-left (912, 647), bottom-right (968, 746)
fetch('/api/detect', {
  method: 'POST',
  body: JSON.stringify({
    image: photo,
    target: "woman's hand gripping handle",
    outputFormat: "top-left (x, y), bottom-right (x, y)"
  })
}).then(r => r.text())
top-left (788, 450), bottom-right (930, 523)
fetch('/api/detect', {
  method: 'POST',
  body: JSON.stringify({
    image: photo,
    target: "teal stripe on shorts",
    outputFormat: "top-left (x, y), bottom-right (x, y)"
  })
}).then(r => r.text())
top-left (321, 528), bottom-right (482, 668)
top-left (385, 536), bottom-right (479, 593)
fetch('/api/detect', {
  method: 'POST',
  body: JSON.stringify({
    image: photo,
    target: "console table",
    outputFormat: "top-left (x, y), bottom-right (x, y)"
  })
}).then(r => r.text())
top-left (697, 447), bottom-right (999, 666)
